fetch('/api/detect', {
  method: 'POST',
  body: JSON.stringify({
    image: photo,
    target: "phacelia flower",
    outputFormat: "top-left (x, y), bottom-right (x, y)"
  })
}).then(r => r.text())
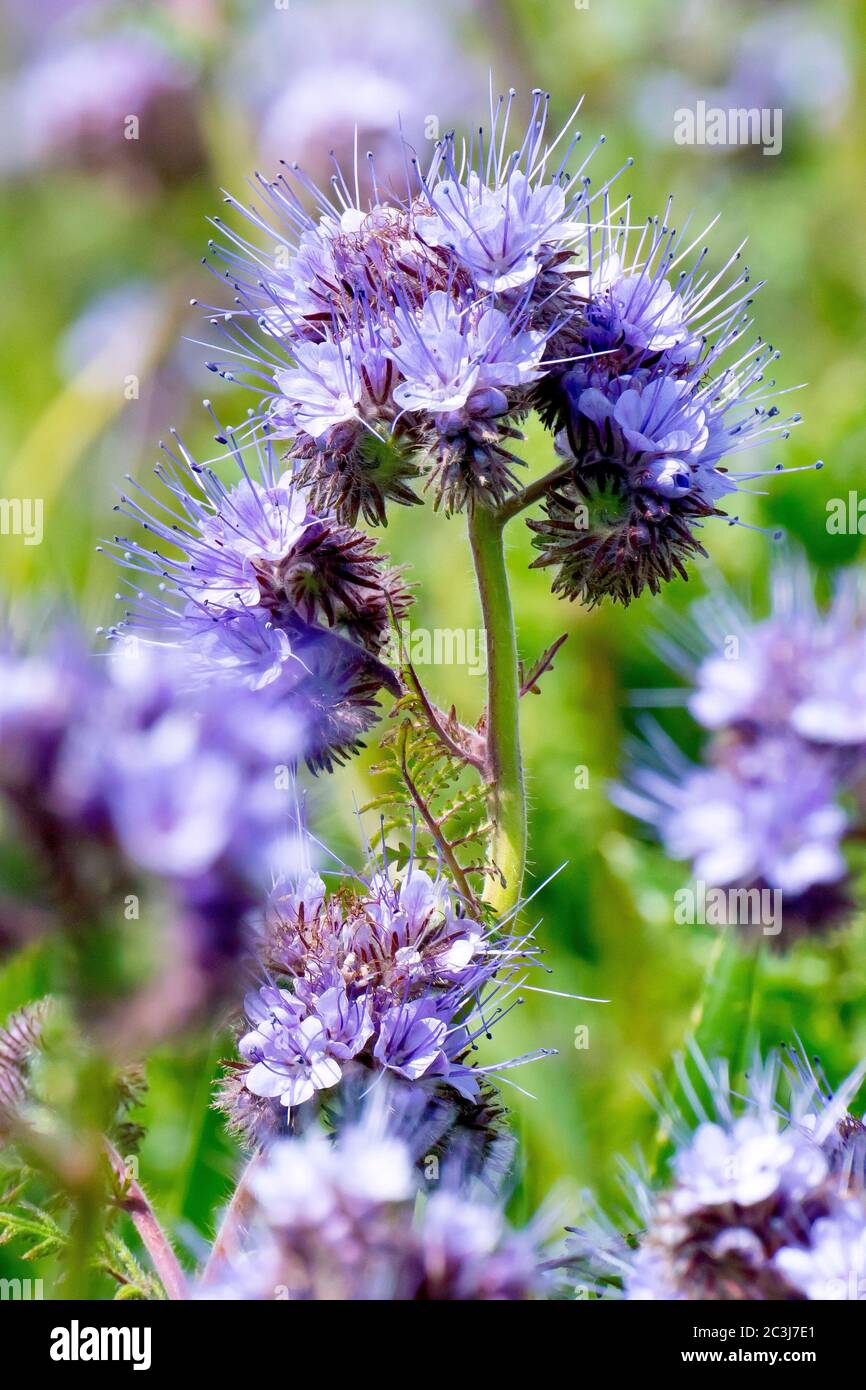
top-left (200, 88), bottom-right (618, 516)
top-left (0, 625), bottom-right (305, 1021)
top-left (613, 559), bottom-right (866, 939)
top-left (413, 168), bottom-right (581, 294)
top-left (570, 1043), bottom-right (866, 1300)
top-left (196, 84), bottom-right (803, 593)
top-left (528, 186), bottom-right (810, 605)
top-left (218, 851), bottom-right (553, 1140)
top-left (106, 422), bottom-right (410, 771)
top-left (200, 1089), bottom-right (552, 1300)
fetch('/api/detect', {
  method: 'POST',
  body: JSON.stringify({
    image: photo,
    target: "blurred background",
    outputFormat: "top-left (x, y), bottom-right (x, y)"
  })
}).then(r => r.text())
top-left (1, 0), bottom-right (865, 1261)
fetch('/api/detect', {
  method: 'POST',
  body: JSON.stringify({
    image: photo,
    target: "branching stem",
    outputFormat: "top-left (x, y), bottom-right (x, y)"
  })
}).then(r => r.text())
top-left (498, 460), bottom-right (573, 524)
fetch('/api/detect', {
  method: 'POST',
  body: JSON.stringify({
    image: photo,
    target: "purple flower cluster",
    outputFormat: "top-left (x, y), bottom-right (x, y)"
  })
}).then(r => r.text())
top-left (0, 626), bottom-right (304, 1012)
top-left (571, 1044), bottom-right (866, 1300)
top-left (201, 1098), bottom-right (550, 1300)
top-left (219, 856), bottom-right (552, 1135)
top-left (528, 195), bottom-right (806, 604)
top-left (613, 560), bottom-right (866, 938)
top-left (107, 425), bottom-right (411, 771)
top-left (201, 87), bottom-right (801, 600)
top-left (205, 89), bottom-right (591, 517)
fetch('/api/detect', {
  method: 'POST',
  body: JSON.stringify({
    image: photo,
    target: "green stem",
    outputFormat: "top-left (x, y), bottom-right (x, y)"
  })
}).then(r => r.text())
top-left (468, 503), bottom-right (526, 916)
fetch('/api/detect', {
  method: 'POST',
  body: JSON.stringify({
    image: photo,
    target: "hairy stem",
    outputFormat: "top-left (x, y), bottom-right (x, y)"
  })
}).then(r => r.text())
top-left (104, 1139), bottom-right (187, 1301)
top-left (498, 460), bottom-right (573, 524)
top-left (200, 1151), bottom-right (265, 1287)
top-left (468, 503), bottom-right (526, 916)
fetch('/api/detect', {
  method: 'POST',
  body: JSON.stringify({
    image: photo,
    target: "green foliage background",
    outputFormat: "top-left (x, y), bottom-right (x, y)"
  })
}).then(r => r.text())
top-left (1, 0), bottom-right (864, 1291)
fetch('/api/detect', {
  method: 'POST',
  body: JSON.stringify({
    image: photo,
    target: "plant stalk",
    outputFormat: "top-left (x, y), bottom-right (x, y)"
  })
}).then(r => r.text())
top-left (200, 1151), bottom-right (265, 1287)
top-left (468, 503), bottom-right (527, 916)
top-left (104, 1139), bottom-right (187, 1301)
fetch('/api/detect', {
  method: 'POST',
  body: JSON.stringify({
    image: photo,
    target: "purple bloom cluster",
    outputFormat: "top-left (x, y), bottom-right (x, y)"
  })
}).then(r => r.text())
top-left (205, 89), bottom-right (593, 517)
top-left (571, 1044), bottom-right (866, 1300)
top-left (0, 626), bottom-right (304, 1014)
top-left (201, 1096), bottom-right (550, 1300)
top-left (219, 855), bottom-right (552, 1135)
top-left (107, 425), bottom-right (410, 771)
top-left (613, 560), bottom-right (866, 938)
top-left (200, 87), bottom-right (801, 601)
top-left (529, 195), bottom-right (806, 604)
top-left (199, 93), bottom-right (579, 510)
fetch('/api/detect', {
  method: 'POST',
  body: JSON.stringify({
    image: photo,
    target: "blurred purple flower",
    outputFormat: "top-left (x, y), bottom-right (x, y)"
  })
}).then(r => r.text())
top-left (612, 560), bottom-right (865, 937)
top-left (615, 735), bottom-right (848, 899)
top-left (201, 1091), bottom-right (552, 1300)
top-left (0, 625), bottom-right (306, 1021)
top-left (570, 1043), bottom-right (866, 1301)
top-left (14, 34), bottom-right (203, 181)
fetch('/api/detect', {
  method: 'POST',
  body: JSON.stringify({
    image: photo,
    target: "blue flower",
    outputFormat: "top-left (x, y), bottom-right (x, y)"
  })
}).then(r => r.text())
top-left (224, 850), bottom-right (554, 1127)
top-left (107, 422), bottom-right (410, 769)
top-left (414, 168), bottom-right (581, 293)
top-left (387, 290), bottom-right (546, 415)
top-left (570, 1043), bottom-right (866, 1301)
top-left (612, 559), bottom-right (865, 936)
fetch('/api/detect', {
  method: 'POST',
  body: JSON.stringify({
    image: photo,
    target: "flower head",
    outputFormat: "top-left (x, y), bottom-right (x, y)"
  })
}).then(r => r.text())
top-left (107, 422), bottom-right (409, 771)
top-left (612, 559), bottom-right (866, 939)
top-left (218, 848), bottom-right (553, 1137)
top-left (570, 1043), bottom-right (866, 1300)
top-left (201, 1087), bottom-right (552, 1300)
top-left (528, 187), bottom-right (809, 605)
top-left (199, 88), bottom-right (613, 515)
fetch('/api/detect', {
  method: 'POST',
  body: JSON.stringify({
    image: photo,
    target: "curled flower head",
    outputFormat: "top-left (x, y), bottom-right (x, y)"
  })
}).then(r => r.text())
top-left (570, 1043), bottom-right (866, 1301)
top-left (106, 422), bottom-right (410, 771)
top-left (529, 339), bottom-right (799, 607)
top-left (527, 185), bottom-right (810, 606)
